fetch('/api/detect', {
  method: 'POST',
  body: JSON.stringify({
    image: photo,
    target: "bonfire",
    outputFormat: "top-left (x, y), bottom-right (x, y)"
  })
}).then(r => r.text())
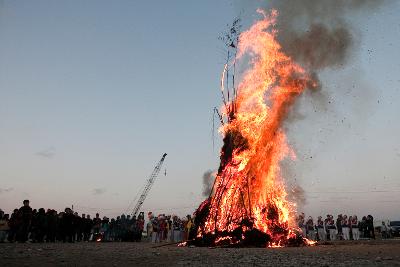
top-left (190, 9), bottom-right (317, 248)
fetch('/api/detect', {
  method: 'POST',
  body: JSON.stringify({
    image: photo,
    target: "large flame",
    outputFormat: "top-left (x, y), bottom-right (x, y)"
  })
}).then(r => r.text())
top-left (197, 9), bottom-right (316, 247)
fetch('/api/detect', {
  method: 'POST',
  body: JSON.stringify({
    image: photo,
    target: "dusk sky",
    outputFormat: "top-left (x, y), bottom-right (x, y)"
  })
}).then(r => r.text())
top-left (1, 1), bottom-right (399, 221)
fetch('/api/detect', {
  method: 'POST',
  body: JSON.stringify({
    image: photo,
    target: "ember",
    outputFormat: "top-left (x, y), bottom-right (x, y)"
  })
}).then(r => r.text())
top-left (189, 9), bottom-right (317, 248)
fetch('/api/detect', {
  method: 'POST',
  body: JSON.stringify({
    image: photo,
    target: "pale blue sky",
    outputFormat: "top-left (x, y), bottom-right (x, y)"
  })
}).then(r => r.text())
top-left (0, 1), bottom-right (399, 220)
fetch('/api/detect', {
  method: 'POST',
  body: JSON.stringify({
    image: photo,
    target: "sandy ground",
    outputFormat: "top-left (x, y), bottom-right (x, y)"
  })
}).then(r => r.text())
top-left (1, 240), bottom-right (400, 266)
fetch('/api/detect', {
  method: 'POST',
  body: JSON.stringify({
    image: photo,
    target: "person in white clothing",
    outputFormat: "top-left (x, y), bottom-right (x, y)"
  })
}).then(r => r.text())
top-left (351, 215), bottom-right (359, 240)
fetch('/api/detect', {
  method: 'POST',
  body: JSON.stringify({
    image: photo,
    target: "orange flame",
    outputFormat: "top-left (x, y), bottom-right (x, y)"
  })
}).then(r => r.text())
top-left (200, 9), bottom-right (315, 245)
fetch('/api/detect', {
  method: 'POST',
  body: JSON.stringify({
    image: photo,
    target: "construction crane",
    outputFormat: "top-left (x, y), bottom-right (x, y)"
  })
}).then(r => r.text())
top-left (131, 153), bottom-right (167, 217)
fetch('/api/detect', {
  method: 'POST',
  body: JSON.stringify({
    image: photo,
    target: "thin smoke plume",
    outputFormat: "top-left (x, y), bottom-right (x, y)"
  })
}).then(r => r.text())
top-left (93, 188), bottom-right (106, 195)
top-left (202, 170), bottom-right (215, 197)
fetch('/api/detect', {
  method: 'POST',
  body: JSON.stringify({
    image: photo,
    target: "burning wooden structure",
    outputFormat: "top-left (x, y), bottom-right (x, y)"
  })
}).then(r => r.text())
top-left (189, 9), bottom-right (317, 247)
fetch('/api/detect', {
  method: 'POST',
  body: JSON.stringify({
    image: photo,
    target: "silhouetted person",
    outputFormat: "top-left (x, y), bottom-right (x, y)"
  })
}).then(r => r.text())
top-left (62, 208), bottom-right (75, 242)
top-left (46, 209), bottom-right (58, 242)
top-left (72, 212), bottom-right (80, 242)
top-left (361, 216), bottom-right (368, 238)
top-left (136, 213), bottom-right (145, 241)
top-left (109, 218), bottom-right (116, 241)
top-left (93, 213), bottom-right (102, 237)
top-left (77, 214), bottom-right (85, 242)
top-left (115, 216), bottom-right (122, 241)
top-left (34, 208), bottom-right (47, 242)
top-left (336, 214), bottom-right (343, 240)
top-left (8, 209), bottom-right (19, 242)
top-left (84, 215), bottom-right (92, 241)
top-left (367, 215), bottom-right (375, 239)
top-left (130, 215), bottom-right (137, 242)
top-left (0, 210), bottom-right (9, 242)
top-left (17, 200), bottom-right (32, 242)
top-left (30, 209), bottom-right (38, 241)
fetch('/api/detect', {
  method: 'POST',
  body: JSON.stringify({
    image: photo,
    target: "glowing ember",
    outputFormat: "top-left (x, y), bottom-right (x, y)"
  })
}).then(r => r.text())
top-left (178, 242), bottom-right (187, 247)
top-left (191, 9), bottom-right (317, 247)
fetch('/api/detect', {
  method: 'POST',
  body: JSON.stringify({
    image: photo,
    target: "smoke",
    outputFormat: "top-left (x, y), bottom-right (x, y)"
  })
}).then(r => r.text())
top-left (264, 0), bottom-right (388, 148)
top-left (268, 0), bottom-right (386, 72)
top-left (288, 185), bottom-right (307, 207)
top-left (202, 170), bottom-right (215, 197)
top-left (93, 188), bottom-right (106, 195)
top-left (258, 0), bottom-right (388, 131)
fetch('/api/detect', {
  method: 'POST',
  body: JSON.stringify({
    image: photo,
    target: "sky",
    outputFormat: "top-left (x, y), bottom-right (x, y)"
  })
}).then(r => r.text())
top-left (0, 0), bottom-right (399, 221)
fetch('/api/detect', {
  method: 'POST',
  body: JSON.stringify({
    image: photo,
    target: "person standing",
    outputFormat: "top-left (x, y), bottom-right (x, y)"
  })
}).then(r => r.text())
top-left (342, 215), bottom-right (350, 240)
top-left (62, 208), bottom-right (75, 242)
top-left (84, 215), bottom-right (92, 241)
top-left (328, 215), bottom-right (337, 241)
top-left (336, 214), bottom-right (343, 240)
top-left (367, 215), bottom-right (375, 239)
top-left (146, 220), bottom-right (153, 242)
top-left (17, 200), bottom-right (33, 242)
top-left (317, 216), bottom-right (326, 241)
top-left (172, 216), bottom-right (181, 242)
top-left (0, 210), bottom-right (9, 242)
top-left (46, 209), bottom-right (57, 242)
top-left (297, 213), bottom-right (306, 237)
top-left (7, 209), bottom-right (19, 242)
top-left (76, 214), bottom-right (85, 242)
top-left (146, 214), bottom-right (153, 242)
top-left (166, 216), bottom-right (172, 242)
top-left (35, 208), bottom-right (47, 243)
top-left (306, 216), bottom-right (315, 240)
top-left (351, 215), bottom-right (359, 240)
top-left (151, 216), bottom-right (159, 243)
top-left (361, 216), bottom-right (368, 238)
top-left (92, 213), bottom-right (102, 237)
top-left (185, 215), bottom-right (193, 241)
top-left (101, 217), bottom-right (110, 241)
top-left (136, 213), bottom-right (144, 241)
top-left (381, 221), bottom-right (388, 239)
top-left (324, 215), bottom-right (330, 241)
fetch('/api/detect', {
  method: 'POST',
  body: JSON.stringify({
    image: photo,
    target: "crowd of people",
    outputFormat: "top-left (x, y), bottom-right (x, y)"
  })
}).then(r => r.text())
top-left (0, 200), bottom-right (387, 244)
top-left (146, 212), bottom-right (195, 243)
top-left (0, 200), bottom-right (194, 244)
top-left (297, 213), bottom-right (386, 241)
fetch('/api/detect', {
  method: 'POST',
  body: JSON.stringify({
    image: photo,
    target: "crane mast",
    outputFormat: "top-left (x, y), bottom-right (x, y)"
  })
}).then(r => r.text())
top-left (132, 153), bottom-right (167, 217)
